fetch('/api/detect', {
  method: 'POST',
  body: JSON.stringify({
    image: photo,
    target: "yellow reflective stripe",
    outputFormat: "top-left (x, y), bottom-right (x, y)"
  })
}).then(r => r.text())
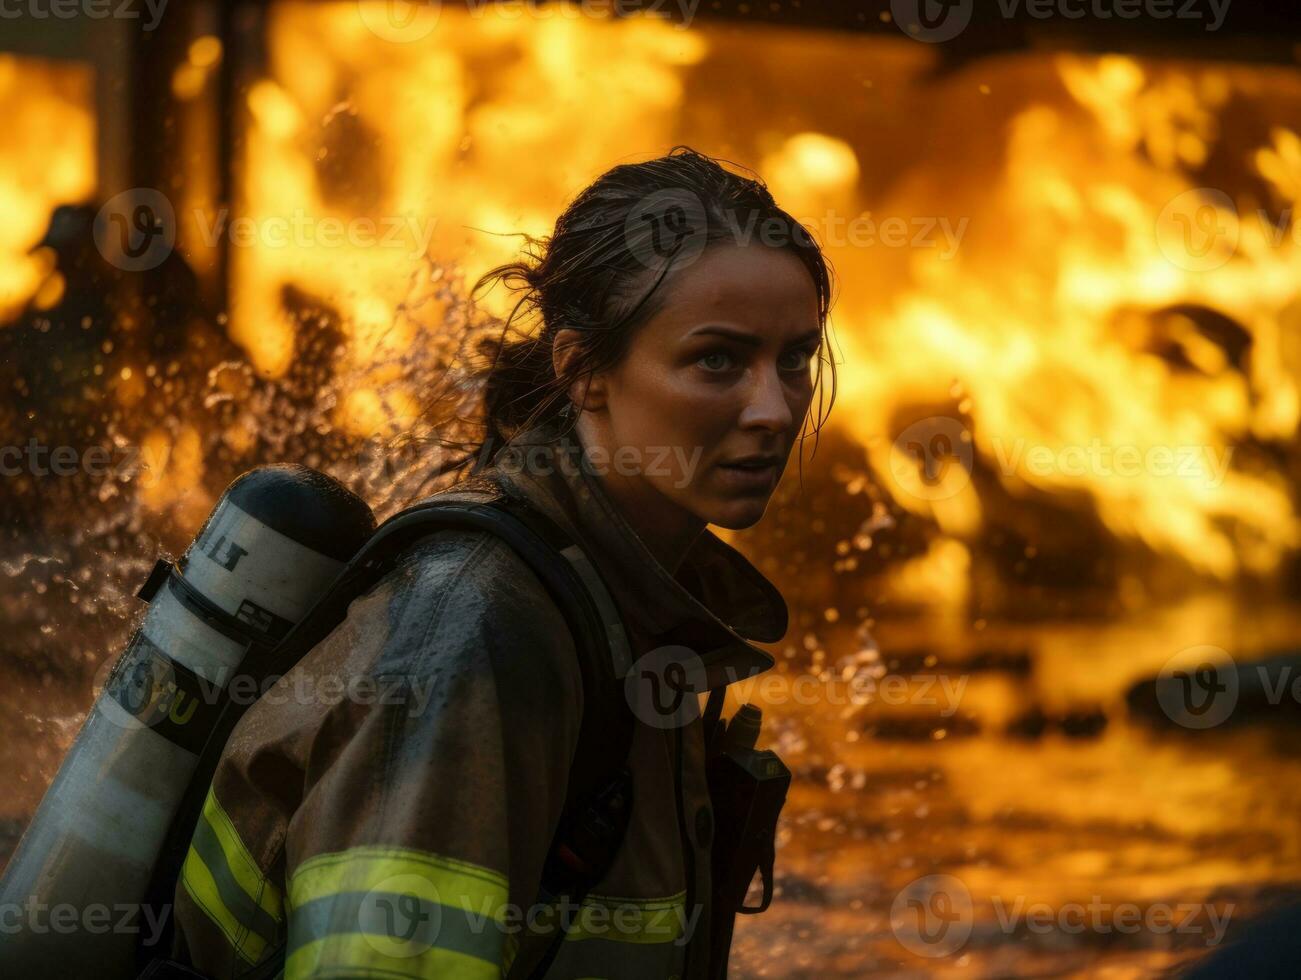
top-left (205, 786), bottom-right (284, 923)
top-left (286, 935), bottom-right (500, 980)
top-left (289, 846), bottom-right (508, 920)
top-left (178, 785), bottom-right (283, 964)
top-left (285, 846), bottom-right (511, 979)
top-left (563, 891), bottom-right (686, 945)
top-left (181, 844), bottom-right (268, 964)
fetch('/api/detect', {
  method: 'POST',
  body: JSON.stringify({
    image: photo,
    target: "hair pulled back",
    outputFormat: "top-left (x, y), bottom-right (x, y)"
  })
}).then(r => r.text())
top-left (456, 145), bottom-right (837, 478)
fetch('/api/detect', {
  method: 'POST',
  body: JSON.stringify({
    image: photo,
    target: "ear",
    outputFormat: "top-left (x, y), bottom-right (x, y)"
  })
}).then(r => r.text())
top-left (552, 328), bottom-right (609, 412)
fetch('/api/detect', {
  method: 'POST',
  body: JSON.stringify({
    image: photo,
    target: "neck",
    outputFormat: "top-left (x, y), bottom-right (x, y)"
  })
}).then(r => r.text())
top-left (570, 417), bottom-right (706, 574)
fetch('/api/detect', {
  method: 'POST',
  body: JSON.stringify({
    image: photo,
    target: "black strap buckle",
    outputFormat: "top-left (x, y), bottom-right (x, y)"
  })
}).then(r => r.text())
top-left (137, 557), bottom-right (174, 603)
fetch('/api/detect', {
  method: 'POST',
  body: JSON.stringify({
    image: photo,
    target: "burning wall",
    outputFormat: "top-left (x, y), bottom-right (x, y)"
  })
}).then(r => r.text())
top-left (5, 3), bottom-right (1301, 599)
top-left (236, 5), bottom-right (1301, 596)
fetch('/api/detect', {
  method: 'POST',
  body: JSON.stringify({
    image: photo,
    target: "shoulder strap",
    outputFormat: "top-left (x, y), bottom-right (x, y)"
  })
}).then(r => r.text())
top-left (138, 493), bottom-right (637, 976)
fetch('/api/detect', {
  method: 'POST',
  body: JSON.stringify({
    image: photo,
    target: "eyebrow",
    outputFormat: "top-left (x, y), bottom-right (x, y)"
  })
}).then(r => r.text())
top-left (687, 325), bottom-right (822, 347)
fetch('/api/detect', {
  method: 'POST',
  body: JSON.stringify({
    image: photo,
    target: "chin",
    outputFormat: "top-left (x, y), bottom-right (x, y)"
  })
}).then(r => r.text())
top-left (703, 496), bottom-right (771, 530)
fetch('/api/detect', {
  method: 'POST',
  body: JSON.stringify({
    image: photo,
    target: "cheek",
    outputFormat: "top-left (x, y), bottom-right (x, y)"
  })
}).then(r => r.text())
top-left (608, 363), bottom-right (736, 453)
top-left (789, 379), bottom-right (816, 422)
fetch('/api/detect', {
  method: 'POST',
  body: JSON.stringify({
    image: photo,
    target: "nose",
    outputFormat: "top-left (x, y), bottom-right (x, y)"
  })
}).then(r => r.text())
top-left (737, 364), bottom-right (795, 434)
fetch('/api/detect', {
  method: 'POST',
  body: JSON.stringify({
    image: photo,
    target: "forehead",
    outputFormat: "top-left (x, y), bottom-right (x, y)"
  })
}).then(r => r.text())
top-left (642, 243), bottom-right (820, 341)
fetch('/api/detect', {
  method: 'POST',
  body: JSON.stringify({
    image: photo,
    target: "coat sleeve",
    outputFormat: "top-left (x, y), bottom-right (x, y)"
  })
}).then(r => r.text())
top-left (283, 528), bottom-right (586, 978)
top-left (171, 528), bottom-right (586, 979)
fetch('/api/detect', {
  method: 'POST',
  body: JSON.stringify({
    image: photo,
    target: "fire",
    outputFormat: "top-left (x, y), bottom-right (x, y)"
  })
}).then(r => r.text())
top-left (835, 55), bottom-right (1301, 579)
top-left (0, 55), bottom-right (95, 322)
top-left (236, 1), bottom-right (707, 423)
top-left (234, 8), bottom-right (1301, 579)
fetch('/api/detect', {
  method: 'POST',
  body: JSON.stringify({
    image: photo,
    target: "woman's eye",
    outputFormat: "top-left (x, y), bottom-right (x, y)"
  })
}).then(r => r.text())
top-left (698, 351), bottom-right (734, 372)
top-left (780, 348), bottom-right (815, 372)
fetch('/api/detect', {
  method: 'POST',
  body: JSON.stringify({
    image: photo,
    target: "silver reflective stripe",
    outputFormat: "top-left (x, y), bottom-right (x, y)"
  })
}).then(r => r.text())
top-left (141, 582), bottom-right (248, 684)
top-left (183, 500), bottom-right (346, 624)
top-left (559, 543), bottom-right (633, 679)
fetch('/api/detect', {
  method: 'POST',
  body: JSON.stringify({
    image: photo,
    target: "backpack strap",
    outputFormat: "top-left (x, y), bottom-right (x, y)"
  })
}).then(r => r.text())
top-left (137, 493), bottom-right (637, 978)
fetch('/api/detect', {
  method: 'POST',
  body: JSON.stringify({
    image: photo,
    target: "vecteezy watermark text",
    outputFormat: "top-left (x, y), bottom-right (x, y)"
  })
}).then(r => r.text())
top-left (621, 191), bottom-right (969, 271)
top-left (192, 208), bottom-right (439, 261)
top-left (0, 899), bottom-right (171, 944)
top-left (355, 888), bottom-right (701, 961)
top-left (991, 438), bottom-right (1234, 485)
top-left (623, 648), bottom-right (969, 730)
top-left (0, 0), bottom-right (168, 30)
top-left (0, 439), bottom-right (166, 487)
top-left (885, 416), bottom-right (1236, 503)
top-left (95, 656), bottom-right (442, 735)
top-left (890, 0), bottom-right (1231, 44)
top-left (93, 189), bottom-right (440, 271)
top-left (891, 874), bottom-right (1233, 958)
top-left (724, 209), bottom-right (969, 260)
top-left (490, 440), bottom-right (705, 488)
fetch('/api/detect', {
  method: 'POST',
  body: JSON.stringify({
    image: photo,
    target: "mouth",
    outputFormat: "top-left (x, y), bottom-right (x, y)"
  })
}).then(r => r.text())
top-left (719, 454), bottom-right (782, 470)
top-left (715, 454), bottom-right (783, 491)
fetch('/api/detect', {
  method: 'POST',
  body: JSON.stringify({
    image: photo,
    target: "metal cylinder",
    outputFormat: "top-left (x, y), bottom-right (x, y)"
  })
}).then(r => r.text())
top-left (0, 464), bottom-right (375, 978)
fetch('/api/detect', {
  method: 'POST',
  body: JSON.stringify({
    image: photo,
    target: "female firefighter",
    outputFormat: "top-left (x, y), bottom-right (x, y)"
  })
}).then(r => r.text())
top-left (167, 145), bottom-right (837, 979)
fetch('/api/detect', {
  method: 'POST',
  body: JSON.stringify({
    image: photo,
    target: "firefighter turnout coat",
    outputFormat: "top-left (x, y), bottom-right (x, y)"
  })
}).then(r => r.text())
top-left (170, 420), bottom-right (789, 979)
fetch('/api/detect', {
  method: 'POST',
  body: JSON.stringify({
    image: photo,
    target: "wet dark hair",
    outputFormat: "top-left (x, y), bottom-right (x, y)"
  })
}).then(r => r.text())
top-left (439, 145), bottom-right (837, 482)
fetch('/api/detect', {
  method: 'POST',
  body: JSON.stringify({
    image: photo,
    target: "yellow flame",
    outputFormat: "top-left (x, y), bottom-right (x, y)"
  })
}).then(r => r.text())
top-left (237, 11), bottom-right (1301, 580)
top-left (837, 55), bottom-right (1301, 578)
top-left (0, 55), bottom-right (94, 321)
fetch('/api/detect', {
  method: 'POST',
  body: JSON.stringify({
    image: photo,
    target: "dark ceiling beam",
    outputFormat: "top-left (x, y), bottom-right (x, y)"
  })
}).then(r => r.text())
top-left (550, 0), bottom-right (1301, 66)
top-left (223, 1), bottom-right (1301, 64)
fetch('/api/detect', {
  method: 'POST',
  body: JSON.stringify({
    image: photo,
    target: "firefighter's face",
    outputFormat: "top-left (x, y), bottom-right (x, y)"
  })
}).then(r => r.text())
top-left (568, 242), bottom-right (822, 532)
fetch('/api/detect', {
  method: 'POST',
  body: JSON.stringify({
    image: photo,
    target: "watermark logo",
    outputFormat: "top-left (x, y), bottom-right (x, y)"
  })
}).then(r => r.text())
top-left (360, 875), bottom-right (442, 958)
top-left (94, 188), bottom-right (175, 272)
top-left (93, 635), bottom-right (184, 735)
top-left (625, 645), bottom-right (707, 729)
top-left (889, 416), bottom-right (974, 502)
top-left (356, 0), bottom-right (443, 42)
top-left (1156, 188), bottom-right (1239, 272)
top-left (1155, 645), bottom-right (1238, 729)
top-left (890, 0), bottom-right (974, 43)
top-left (890, 874), bottom-right (974, 957)
top-left (624, 188), bottom-right (710, 272)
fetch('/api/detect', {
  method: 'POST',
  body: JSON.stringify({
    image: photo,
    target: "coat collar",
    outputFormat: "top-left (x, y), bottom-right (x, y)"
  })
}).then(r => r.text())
top-left (475, 420), bottom-right (787, 687)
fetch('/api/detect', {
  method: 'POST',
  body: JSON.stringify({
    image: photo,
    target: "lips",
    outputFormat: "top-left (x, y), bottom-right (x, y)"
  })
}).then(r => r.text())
top-left (719, 454), bottom-right (782, 470)
top-left (716, 454), bottom-right (782, 492)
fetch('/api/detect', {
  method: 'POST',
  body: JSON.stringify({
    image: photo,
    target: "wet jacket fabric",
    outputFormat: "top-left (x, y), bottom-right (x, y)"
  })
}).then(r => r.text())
top-left (170, 420), bottom-right (789, 979)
